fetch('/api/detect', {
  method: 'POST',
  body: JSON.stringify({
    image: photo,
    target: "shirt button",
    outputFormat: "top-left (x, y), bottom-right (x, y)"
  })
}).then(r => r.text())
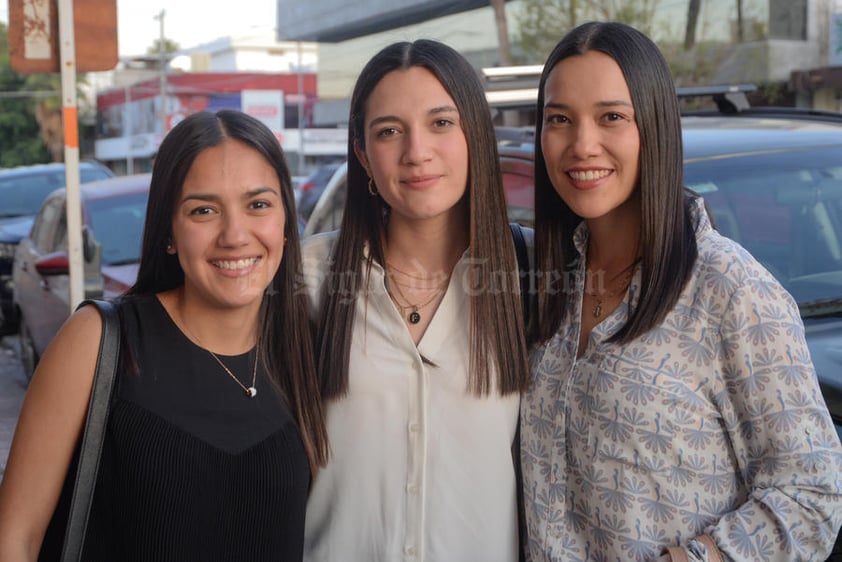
top-left (407, 483), bottom-right (419, 494)
top-left (404, 546), bottom-right (416, 557)
top-left (409, 422), bottom-right (420, 433)
top-left (549, 527), bottom-right (562, 539)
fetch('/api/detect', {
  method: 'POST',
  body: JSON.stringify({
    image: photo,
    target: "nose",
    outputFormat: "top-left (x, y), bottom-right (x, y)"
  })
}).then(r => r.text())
top-left (401, 127), bottom-right (433, 165)
top-left (218, 210), bottom-right (249, 247)
top-left (569, 121), bottom-right (601, 159)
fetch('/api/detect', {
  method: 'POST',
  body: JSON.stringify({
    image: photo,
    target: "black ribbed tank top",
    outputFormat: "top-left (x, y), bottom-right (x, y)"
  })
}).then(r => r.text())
top-left (71, 295), bottom-right (310, 561)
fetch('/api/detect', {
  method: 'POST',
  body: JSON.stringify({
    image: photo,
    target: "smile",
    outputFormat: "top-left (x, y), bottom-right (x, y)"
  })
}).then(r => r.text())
top-left (212, 257), bottom-right (259, 271)
top-left (568, 169), bottom-right (612, 182)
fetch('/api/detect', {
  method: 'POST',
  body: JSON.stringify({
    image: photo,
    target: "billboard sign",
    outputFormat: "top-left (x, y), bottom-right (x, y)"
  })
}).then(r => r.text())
top-left (242, 90), bottom-right (285, 132)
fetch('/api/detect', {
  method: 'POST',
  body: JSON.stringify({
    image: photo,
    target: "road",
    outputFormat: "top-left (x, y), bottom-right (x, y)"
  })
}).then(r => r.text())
top-left (0, 335), bottom-right (27, 479)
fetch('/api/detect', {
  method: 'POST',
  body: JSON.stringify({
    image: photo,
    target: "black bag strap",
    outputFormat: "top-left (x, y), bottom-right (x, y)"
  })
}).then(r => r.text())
top-left (509, 222), bottom-right (530, 326)
top-left (60, 299), bottom-right (120, 562)
top-left (508, 222), bottom-right (529, 562)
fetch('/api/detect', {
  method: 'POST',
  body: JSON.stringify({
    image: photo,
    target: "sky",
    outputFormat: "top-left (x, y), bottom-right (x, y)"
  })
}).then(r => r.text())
top-left (0, 0), bottom-right (278, 57)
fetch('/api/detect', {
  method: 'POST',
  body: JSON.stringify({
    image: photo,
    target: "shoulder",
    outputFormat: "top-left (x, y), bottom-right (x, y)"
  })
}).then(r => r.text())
top-left (693, 227), bottom-right (798, 315)
top-left (300, 231), bottom-right (340, 312)
top-left (301, 230), bottom-right (339, 266)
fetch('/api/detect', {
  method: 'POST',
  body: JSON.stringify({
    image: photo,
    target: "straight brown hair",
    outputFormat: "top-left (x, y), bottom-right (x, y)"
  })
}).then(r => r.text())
top-left (316, 39), bottom-right (530, 399)
top-left (530, 22), bottom-right (698, 345)
top-left (128, 110), bottom-right (328, 473)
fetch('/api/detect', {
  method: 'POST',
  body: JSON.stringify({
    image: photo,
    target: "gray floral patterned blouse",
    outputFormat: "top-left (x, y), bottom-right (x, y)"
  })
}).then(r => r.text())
top-left (521, 198), bottom-right (842, 561)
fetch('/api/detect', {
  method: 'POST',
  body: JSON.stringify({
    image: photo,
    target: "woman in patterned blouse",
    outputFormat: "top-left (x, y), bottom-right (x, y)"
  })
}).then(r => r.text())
top-left (521, 21), bottom-right (842, 561)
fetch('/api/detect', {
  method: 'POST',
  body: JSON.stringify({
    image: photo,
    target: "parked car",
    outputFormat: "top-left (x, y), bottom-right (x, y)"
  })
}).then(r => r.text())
top-left (0, 161), bottom-right (114, 335)
top-left (296, 162), bottom-right (344, 221)
top-left (12, 173), bottom-right (150, 378)
top-left (302, 93), bottom-right (842, 441)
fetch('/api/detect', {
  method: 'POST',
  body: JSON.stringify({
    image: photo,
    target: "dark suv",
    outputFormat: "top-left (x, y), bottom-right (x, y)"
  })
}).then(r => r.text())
top-left (0, 161), bottom-right (114, 334)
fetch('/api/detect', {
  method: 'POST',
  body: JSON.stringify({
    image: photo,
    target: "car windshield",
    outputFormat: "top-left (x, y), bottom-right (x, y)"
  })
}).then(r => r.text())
top-left (86, 191), bottom-right (149, 266)
top-left (684, 145), bottom-right (842, 316)
top-left (0, 167), bottom-right (112, 218)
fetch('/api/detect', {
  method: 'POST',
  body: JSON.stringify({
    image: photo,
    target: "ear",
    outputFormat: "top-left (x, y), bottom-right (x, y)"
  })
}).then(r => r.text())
top-left (353, 142), bottom-right (370, 175)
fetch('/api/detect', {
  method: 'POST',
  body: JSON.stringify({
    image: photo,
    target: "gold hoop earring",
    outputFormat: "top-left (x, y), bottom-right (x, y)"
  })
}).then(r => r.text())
top-left (368, 177), bottom-right (378, 196)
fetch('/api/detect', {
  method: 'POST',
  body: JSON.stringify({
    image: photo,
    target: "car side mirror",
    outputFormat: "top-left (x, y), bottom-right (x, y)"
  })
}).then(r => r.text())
top-left (82, 225), bottom-right (100, 263)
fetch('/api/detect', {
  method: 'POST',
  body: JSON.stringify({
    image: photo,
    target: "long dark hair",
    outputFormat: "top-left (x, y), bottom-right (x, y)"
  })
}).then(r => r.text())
top-left (317, 39), bottom-right (529, 398)
top-left (127, 109), bottom-right (328, 472)
top-left (531, 21), bottom-right (698, 344)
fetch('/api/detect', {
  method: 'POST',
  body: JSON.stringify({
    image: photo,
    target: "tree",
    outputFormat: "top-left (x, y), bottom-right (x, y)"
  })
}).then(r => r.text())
top-left (684, 0), bottom-right (701, 50)
top-left (146, 38), bottom-right (181, 58)
top-left (490, 0), bottom-right (513, 65)
top-left (0, 22), bottom-right (52, 166)
top-left (512, 0), bottom-right (657, 64)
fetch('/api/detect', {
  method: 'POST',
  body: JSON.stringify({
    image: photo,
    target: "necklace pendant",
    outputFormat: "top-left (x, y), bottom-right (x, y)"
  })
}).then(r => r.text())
top-left (408, 309), bottom-right (421, 324)
top-left (246, 386), bottom-right (257, 398)
top-left (592, 301), bottom-right (602, 318)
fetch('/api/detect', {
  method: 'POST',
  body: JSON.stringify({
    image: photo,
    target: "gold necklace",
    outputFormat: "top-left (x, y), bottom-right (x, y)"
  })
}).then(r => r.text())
top-left (387, 267), bottom-right (450, 324)
top-left (584, 258), bottom-right (640, 319)
top-left (206, 348), bottom-right (259, 398)
top-left (385, 261), bottom-right (432, 281)
top-left (180, 313), bottom-right (259, 397)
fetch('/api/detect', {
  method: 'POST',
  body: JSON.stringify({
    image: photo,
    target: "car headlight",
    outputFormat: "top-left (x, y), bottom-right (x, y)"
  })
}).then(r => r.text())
top-left (0, 242), bottom-right (16, 260)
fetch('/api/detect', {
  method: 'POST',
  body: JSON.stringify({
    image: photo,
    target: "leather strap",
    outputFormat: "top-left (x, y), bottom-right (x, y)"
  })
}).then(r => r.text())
top-left (509, 223), bottom-right (529, 562)
top-left (665, 534), bottom-right (724, 562)
top-left (59, 299), bottom-right (120, 562)
top-left (509, 222), bottom-right (530, 326)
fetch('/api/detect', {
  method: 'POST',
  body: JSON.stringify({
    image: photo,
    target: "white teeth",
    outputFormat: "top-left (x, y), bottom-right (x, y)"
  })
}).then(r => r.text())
top-left (214, 258), bottom-right (258, 270)
top-left (568, 169), bottom-right (611, 181)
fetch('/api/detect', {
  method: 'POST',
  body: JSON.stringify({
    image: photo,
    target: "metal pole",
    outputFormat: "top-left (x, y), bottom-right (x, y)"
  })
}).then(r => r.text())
top-left (297, 41), bottom-right (304, 174)
top-left (126, 84), bottom-right (133, 174)
top-left (155, 10), bottom-right (167, 136)
top-left (57, 0), bottom-right (84, 311)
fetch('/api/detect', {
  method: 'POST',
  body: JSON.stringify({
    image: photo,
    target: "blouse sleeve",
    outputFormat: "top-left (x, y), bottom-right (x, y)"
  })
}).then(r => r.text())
top-left (705, 272), bottom-right (842, 560)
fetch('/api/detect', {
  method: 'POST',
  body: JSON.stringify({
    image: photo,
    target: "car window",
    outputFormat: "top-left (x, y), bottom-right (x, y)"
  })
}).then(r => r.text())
top-left (0, 166), bottom-right (112, 218)
top-left (0, 173), bottom-right (65, 218)
top-left (80, 167), bottom-right (113, 184)
top-left (86, 192), bottom-right (149, 265)
top-left (685, 145), bottom-right (842, 307)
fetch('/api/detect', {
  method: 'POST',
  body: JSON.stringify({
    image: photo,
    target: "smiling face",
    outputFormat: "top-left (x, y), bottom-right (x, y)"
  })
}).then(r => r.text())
top-left (541, 50), bottom-right (641, 224)
top-left (169, 138), bottom-right (285, 312)
top-left (354, 66), bottom-right (469, 226)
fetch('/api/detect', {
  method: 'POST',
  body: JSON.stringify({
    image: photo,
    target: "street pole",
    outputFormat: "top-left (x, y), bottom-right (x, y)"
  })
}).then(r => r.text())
top-left (155, 10), bottom-right (168, 137)
top-left (57, 0), bottom-right (84, 311)
top-left (126, 84), bottom-right (133, 174)
top-left (297, 41), bottom-right (304, 174)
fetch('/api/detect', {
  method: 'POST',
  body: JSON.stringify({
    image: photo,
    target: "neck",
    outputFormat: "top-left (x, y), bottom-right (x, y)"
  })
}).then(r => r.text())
top-left (384, 214), bottom-right (469, 277)
top-left (159, 288), bottom-right (260, 355)
top-left (586, 200), bottom-right (642, 272)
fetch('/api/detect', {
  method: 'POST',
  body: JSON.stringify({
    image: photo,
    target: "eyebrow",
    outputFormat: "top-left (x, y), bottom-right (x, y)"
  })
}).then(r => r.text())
top-left (368, 105), bottom-right (459, 130)
top-left (544, 100), bottom-right (633, 111)
top-left (181, 186), bottom-right (280, 203)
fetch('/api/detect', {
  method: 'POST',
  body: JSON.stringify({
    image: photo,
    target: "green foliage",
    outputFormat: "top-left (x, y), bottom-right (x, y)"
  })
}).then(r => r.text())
top-left (0, 23), bottom-right (51, 167)
top-left (146, 38), bottom-right (181, 56)
top-left (512, 0), bottom-right (659, 64)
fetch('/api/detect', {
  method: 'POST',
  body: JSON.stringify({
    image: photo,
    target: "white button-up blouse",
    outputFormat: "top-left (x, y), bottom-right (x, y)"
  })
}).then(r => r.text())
top-left (301, 231), bottom-right (520, 562)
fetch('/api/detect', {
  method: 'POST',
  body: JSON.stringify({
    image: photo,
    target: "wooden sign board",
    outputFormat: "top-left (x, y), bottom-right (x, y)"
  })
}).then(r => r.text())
top-left (8, 0), bottom-right (118, 73)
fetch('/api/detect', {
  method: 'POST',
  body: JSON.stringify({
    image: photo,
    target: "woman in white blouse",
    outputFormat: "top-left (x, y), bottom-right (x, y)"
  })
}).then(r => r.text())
top-left (300, 39), bottom-right (530, 562)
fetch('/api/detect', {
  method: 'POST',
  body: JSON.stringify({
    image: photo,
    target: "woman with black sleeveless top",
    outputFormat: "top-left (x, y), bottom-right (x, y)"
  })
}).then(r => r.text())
top-left (0, 110), bottom-right (328, 561)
